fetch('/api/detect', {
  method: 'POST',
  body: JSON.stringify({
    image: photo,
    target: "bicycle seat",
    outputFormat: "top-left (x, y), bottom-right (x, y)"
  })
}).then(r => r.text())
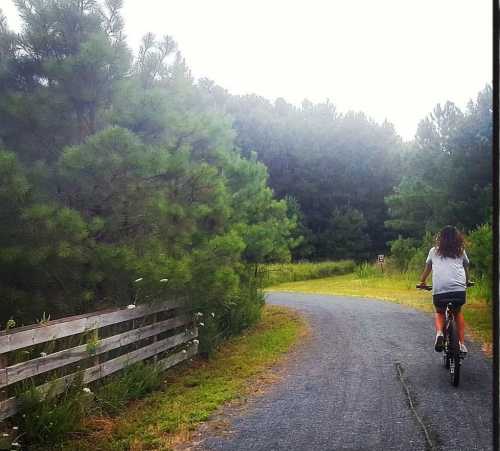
top-left (444, 300), bottom-right (463, 311)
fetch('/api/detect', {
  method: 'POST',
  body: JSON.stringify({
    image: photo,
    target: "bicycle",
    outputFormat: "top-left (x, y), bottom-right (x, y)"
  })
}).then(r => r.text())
top-left (416, 282), bottom-right (474, 387)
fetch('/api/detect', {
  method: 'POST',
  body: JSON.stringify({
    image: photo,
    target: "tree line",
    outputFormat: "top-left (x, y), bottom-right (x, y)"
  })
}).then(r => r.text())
top-left (197, 81), bottom-right (491, 261)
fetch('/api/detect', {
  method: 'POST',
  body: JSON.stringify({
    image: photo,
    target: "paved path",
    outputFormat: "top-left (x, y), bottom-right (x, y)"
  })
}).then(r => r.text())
top-left (196, 292), bottom-right (493, 451)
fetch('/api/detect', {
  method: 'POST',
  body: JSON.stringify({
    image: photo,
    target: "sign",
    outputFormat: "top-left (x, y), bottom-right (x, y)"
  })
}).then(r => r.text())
top-left (377, 254), bottom-right (385, 263)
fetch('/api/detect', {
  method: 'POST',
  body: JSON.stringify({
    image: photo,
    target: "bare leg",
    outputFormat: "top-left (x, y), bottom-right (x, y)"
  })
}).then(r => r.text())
top-left (456, 311), bottom-right (465, 343)
top-left (434, 312), bottom-right (445, 334)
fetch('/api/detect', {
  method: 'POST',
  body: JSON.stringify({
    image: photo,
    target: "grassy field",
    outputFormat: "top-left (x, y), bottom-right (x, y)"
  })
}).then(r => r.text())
top-left (59, 305), bottom-right (308, 451)
top-left (262, 260), bottom-right (355, 287)
top-left (267, 269), bottom-right (492, 349)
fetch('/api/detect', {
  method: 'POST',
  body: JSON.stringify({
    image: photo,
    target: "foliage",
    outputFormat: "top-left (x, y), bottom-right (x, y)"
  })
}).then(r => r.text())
top-left (388, 232), bottom-right (435, 273)
top-left (0, 2), bottom-right (297, 345)
top-left (262, 260), bottom-right (355, 287)
top-left (0, 0), bottom-right (131, 162)
top-left (355, 262), bottom-right (380, 279)
top-left (318, 207), bottom-right (371, 260)
top-left (385, 89), bottom-right (492, 239)
top-left (15, 375), bottom-right (94, 447)
top-left (467, 223), bottom-right (492, 301)
top-left (406, 232), bottom-right (436, 273)
top-left (10, 359), bottom-right (176, 448)
top-left (94, 361), bottom-right (164, 416)
top-left (467, 223), bottom-right (492, 280)
top-left (388, 236), bottom-right (418, 271)
top-left (198, 85), bottom-right (404, 260)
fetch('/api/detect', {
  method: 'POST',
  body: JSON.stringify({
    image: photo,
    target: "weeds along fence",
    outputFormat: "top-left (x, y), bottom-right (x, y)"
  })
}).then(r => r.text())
top-left (0, 300), bottom-right (198, 420)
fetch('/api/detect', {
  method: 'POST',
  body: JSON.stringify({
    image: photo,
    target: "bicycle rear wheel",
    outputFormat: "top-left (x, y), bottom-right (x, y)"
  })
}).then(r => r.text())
top-left (443, 344), bottom-right (450, 369)
top-left (448, 319), bottom-right (461, 387)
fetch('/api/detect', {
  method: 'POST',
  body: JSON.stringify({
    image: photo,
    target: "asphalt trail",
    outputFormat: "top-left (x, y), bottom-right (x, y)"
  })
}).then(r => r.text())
top-left (196, 292), bottom-right (493, 451)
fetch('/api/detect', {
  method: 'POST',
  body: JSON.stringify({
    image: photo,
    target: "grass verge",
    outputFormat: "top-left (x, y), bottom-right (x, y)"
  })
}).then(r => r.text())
top-left (58, 305), bottom-right (308, 451)
top-left (267, 271), bottom-right (492, 349)
top-left (262, 260), bottom-right (355, 287)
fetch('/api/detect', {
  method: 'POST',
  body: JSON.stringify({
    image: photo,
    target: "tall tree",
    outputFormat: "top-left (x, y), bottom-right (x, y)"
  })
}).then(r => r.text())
top-left (0, 0), bottom-right (131, 163)
top-left (385, 86), bottom-right (492, 238)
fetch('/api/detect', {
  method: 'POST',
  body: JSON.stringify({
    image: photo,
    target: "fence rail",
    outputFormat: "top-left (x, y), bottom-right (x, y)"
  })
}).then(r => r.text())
top-left (0, 300), bottom-right (198, 420)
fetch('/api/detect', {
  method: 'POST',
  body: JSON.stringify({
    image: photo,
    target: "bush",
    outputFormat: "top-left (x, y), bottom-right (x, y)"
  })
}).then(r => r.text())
top-left (407, 232), bottom-right (436, 272)
top-left (388, 236), bottom-right (417, 271)
top-left (467, 223), bottom-right (492, 280)
top-left (467, 223), bottom-right (492, 302)
top-left (389, 232), bottom-right (435, 273)
top-left (197, 279), bottom-right (265, 357)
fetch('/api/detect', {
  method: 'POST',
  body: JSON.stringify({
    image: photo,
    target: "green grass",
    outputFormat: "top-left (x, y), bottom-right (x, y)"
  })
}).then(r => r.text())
top-left (262, 260), bottom-right (355, 287)
top-left (267, 269), bottom-right (492, 347)
top-left (59, 305), bottom-right (307, 451)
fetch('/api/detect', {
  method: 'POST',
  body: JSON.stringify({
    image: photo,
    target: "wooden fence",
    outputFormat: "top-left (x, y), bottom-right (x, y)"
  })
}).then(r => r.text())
top-left (0, 299), bottom-right (198, 420)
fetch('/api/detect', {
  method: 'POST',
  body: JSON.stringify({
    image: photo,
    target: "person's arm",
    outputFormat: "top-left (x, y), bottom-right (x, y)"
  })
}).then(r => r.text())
top-left (419, 263), bottom-right (432, 286)
top-left (463, 250), bottom-right (470, 284)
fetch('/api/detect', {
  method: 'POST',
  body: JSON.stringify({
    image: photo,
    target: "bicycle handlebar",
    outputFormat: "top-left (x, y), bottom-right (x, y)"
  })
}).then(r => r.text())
top-left (416, 281), bottom-right (474, 291)
top-left (416, 284), bottom-right (432, 291)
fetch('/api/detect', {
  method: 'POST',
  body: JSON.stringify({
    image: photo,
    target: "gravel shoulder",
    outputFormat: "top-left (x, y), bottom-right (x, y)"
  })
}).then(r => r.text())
top-left (185, 292), bottom-right (493, 451)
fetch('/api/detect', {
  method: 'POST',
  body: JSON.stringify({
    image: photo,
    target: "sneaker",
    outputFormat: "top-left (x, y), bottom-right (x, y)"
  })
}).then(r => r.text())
top-left (434, 334), bottom-right (444, 352)
top-left (459, 342), bottom-right (468, 355)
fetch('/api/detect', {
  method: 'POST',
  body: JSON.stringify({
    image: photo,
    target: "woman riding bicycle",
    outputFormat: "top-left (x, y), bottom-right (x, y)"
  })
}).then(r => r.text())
top-left (418, 225), bottom-right (470, 354)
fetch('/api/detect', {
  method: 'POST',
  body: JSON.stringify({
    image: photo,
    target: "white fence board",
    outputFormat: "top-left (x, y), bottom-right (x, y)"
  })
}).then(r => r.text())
top-left (0, 300), bottom-right (184, 354)
top-left (0, 327), bottom-right (198, 420)
top-left (1, 314), bottom-right (192, 388)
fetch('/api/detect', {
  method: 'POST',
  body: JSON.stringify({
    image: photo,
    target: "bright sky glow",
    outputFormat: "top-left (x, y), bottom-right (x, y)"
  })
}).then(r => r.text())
top-left (1, 0), bottom-right (492, 140)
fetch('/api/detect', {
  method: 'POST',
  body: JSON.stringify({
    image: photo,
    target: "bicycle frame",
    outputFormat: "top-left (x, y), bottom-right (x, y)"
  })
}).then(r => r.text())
top-left (443, 301), bottom-right (462, 382)
top-left (443, 302), bottom-right (464, 387)
top-left (416, 283), bottom-right (471, 387)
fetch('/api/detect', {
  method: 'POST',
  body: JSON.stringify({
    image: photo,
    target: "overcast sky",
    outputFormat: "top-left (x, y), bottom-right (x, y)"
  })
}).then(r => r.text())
top-left (1, 0), bottom-right (492, 140)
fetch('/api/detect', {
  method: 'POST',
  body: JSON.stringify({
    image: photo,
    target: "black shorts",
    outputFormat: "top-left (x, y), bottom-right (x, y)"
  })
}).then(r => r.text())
top-left (433, 291), bottom-right (466, 313)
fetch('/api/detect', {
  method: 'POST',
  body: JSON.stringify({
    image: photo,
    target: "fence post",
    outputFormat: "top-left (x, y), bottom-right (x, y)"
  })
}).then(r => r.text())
top-left (0, 353), bottom-right (6, 403)
top-left (153, 313), bottom-right (158, 364)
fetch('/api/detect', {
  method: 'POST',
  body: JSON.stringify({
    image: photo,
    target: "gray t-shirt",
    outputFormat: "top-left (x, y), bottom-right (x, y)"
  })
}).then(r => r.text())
top-left (425, 247), bottom-right (469, 295)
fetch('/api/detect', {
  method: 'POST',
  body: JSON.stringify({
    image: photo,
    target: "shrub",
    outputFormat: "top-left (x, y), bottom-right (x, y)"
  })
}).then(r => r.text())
top-left (467, 224), bottom-right (492, 302)
top-left (15, 375), bottom-right (93, 447)
top-left (94, 361), bottom-right (163, 416)
top-left (467, 223), bottom-right (492, 280)
top-left (388, 232), bottom-right (435, 273)
top-left (198, 281), bottom-right (265, 357)
top-left (388, 236), bottom-right (417, 271)
top-left (407, 232), bottom-right (436, 273)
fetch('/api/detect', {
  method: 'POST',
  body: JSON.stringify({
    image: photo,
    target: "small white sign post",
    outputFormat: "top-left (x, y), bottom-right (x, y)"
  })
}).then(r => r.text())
top-left (377, 254), bottom-right (385, 273)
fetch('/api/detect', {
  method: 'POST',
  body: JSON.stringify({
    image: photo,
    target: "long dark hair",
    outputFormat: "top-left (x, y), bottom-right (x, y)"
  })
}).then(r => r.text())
top-left (436, 225), bottom-right (465, 258)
